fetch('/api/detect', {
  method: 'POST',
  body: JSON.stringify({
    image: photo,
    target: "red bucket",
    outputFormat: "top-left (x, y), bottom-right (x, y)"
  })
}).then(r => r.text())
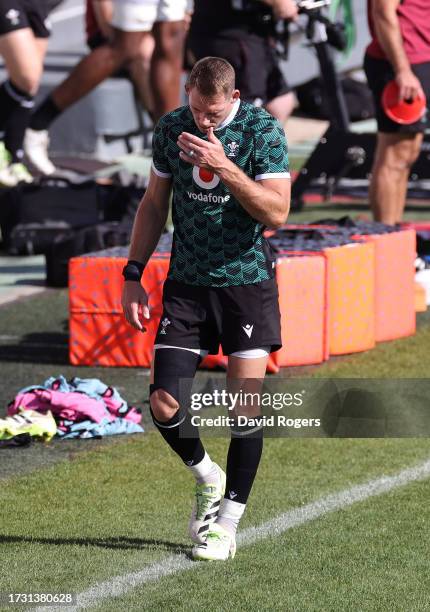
top-left (382, 80), bottom-right (427, 125)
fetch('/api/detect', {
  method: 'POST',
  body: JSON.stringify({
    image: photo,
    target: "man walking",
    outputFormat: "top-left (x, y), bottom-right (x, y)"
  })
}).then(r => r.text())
top-left (364, 0), bottom-right (430, 224)
top-left (122, 57), bottom-right (290, 560)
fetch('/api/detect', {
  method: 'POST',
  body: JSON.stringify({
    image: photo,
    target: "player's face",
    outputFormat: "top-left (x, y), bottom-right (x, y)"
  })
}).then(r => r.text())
top-left (187, 86), bottom-right (240, 133)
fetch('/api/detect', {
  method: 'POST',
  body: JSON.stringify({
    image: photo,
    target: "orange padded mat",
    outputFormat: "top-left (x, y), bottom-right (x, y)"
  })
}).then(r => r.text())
top-left (323, 242), bottom-right (376, 355)
top-left (353, 229), bottom-right (416, 342)
top-left (69, 254), bottom-right (168, 367)
top-left (69, 253), bottom-right (328, 371)
top-left (274, 254), bottom-right (326, 366)
top-left (69, 241), bottom-right (377, 367)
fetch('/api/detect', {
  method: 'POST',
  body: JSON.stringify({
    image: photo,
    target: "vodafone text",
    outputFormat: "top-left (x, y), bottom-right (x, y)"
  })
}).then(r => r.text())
top-left (187, 191), bottom-right (231, 204)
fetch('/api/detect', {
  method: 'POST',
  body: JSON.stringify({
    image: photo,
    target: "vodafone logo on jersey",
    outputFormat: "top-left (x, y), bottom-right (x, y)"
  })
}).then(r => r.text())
top-left (192, 165), bottom-right (220, 190)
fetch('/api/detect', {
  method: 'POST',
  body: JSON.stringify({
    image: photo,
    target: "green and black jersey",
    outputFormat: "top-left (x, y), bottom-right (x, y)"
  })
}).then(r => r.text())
top-left (152, 100), bottom-right (290, 287)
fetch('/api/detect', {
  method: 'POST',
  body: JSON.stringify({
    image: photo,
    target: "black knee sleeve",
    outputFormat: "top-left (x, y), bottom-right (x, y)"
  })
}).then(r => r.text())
top-left (150, 347), bottom-right (201, 404)
top-left (149, 348), bottom-right (205, 466)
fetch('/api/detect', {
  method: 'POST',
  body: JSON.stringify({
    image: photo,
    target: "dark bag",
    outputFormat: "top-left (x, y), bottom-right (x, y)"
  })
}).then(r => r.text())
top-left (296, 76), bottom-right (375, 122)
top-left (45, 221), bottom-right (132, 287)
top-left (0, 177), bottom-right (103, 255)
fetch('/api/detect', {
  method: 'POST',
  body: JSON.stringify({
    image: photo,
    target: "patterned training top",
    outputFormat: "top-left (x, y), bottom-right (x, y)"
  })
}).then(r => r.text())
top-left (152, 100), bottom-right (290, 287)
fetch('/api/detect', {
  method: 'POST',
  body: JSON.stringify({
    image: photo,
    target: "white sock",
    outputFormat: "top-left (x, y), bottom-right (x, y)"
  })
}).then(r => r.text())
top-left (216, 498), bottom-right (246, 537)
top-left (187, 452), bottom-right (220, 485)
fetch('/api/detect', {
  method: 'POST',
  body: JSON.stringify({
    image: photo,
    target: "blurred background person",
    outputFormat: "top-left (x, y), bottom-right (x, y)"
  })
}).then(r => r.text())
top-left (0, 0), bottom-right (62, 186)
top-left (187, 0), bottom-right (298, 126)
top-left (364, 0), bottom-right (430, 225)
top-left (24, 0), bottom-right (191, 175)
top-left (87, 0), bottom-right (155, 116)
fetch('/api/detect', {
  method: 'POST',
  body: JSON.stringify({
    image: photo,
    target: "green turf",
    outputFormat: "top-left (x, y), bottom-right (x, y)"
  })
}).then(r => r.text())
top-left (1, 434), bottom-right (429, 611)
top-left (1, 198), bottom-right (430, 609)
top-left (1, 286), bottom-right (430, 481)
top-left (118, 478), bottom-right (430, 612)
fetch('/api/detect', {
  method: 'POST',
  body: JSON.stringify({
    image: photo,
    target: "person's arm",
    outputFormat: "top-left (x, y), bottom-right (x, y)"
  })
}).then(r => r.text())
top-left (178, 128), bottom-right (290, 228)
top-left (372, 0), bottom-right (424, 100)
top-left (127, 171), bottom-right (171, 264)
top-left (122, 170), bottom-right (172, 331)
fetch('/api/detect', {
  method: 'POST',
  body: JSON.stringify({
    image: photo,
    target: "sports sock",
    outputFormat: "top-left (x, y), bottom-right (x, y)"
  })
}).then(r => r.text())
top-left (29, 95), bottom-right (62, 131)
top-left (216, 498), bottom-right (246, 537)
top-left (150, 403), bottom-right (205, 467)
top-left (0, 80), bottom-right (32, 129)
top-left (225, 433), bottom-right (263, 504)
top-left (0, 80), bottom-right (34, 161)
top-left (187, 451), bottom-right (220, 485)
top-left (5, 98), bottom-right (34, 163)
top-left (220, 419), bottom-right (264, 535)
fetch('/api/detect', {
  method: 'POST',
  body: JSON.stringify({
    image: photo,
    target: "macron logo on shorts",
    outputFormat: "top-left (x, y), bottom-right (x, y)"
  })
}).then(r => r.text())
top-left (242, 324), bottom-right (254, 338)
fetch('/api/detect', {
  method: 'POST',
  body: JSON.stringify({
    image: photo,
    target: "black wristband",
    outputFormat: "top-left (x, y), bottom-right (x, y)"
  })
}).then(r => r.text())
top-left (122, 260), bottom-right (145, 282)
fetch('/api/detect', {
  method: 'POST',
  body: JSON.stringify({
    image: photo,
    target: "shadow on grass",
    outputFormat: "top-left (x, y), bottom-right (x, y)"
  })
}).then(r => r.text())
top-left (0, 534), bottom-right (188, 555)
top-left (0, 332), bottom-right (69, 364)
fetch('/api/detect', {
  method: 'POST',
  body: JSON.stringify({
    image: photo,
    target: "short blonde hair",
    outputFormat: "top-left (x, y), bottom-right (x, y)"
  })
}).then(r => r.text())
top-left (186, 57), bottom-right (235, 98)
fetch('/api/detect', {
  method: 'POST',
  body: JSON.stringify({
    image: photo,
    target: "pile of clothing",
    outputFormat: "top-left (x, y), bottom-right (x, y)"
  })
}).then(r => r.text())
top-left (2, 376), bottom-right (144, 444)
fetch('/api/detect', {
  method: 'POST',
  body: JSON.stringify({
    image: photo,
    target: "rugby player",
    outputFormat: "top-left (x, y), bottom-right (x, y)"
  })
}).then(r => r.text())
top-left (122, 56), bottom-right (290, 561)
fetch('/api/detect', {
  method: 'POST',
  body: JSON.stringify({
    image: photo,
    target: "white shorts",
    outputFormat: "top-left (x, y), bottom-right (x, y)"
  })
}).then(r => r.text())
top-left (111, 0), bottom-right (192, 32)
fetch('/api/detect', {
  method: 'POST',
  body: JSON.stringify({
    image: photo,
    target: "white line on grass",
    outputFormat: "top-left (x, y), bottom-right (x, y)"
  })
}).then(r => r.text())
top-left (34, 458), bottom-right (430, 612)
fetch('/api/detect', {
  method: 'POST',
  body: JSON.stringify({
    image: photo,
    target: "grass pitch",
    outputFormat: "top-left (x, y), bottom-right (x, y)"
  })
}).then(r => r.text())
top-left (1, 436), bottom-right (429, 611)
top-left (1, 200), bottom-right (430, 611)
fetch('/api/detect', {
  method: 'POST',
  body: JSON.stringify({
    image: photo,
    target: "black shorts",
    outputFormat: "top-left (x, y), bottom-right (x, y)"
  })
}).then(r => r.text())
top-left (364, 53), bottom-right (430, 133)
top-left (154, 278), bottom-right (282, 355)
top-left (188, 30), bottom-right (290, 105)
top-left (0, 0), bottom-right (51, 38)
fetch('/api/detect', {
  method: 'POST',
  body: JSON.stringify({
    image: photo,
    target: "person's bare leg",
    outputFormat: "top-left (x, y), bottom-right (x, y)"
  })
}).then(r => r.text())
top-left (35, 36), bottom-right (49, 62)
top-left (394, 133), bottom-right (422, 222)
top-left (126, 32), bottom-right (155, 117)
top-left (151, 20), bottom-right (186, 120)
top-left (0, 30), bottom-right (46, 172)
top-left (265, 91), bottom-right (297, 125)
top-left (0, 28), bottom-right (45, 95)
top-left (45, 27), bottom-right (145, 113)
top-left (369, 132), bottom-right (423, 224)
top-left (51, 43), bottom-right (125, 110)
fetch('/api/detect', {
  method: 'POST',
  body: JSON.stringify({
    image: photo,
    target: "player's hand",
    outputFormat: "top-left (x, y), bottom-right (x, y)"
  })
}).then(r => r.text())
top-left (271, 0), bottom-right (299, 21)
top-left (395, 68), bottom-right (424, 102)
top-left (177, 128), bottom-right (228, 173)
top-left (121, 281), bottom-right (150, 332)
